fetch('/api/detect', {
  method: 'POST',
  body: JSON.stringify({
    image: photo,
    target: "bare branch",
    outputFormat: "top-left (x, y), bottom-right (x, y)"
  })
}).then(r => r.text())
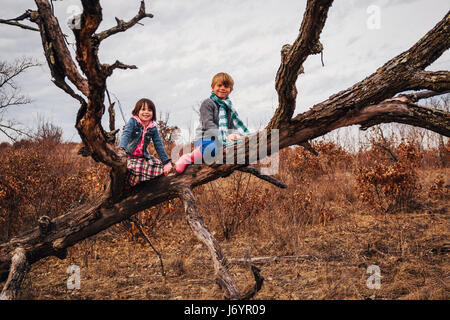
top-left (409, 70), bottom-right (450, 92)
top-left (0, 10), bottom-right (40, 32)
top-left (357, 97), bottom-right (450, 136)
top-left (105, 60), bottom-right (137, 77)
top-left (105, 88), bottom-right (116, 132)
top-left (0, 94), bottom-right (31, 109)
top-left (285, 12), bottom-right (449, 143)
top-left (72, 0), bottom-right (128, 202)
top-left (94, 1), bottom-right (154, 42)
top-left (34, 0), bottom-right (89, 96)
top-left (236, 166), bottom-right (287, 189)
top-left (0, 123), bottom-right (33, 138)
top-left (0, 127), bottom-right (17, 142)
top-left (229, 255), bottom-right (312, 265)
top-left (0, 58), bottom-right (40, 88)
top-left (401, 11), bottom-right (450, 70)
top-left (128, 216), bottom-right (166, 277)
top-left (401, 90), bottom-right (450, 102)
top-left (268, 0), bottom-right (333, 129)
top-left (177, 185), bottom-right (242, 299)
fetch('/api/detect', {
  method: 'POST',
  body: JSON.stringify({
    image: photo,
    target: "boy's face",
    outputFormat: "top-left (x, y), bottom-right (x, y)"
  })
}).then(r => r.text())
top-left (212, 82), bottom-right (231, 99)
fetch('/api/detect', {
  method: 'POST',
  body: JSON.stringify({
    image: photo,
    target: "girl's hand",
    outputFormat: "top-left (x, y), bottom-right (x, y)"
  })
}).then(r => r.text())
top-left (163, 162), bottom-right (173, 176)
top-left (226, 133), bottom-right (240, 142)
top-left (117, 147), bottom-right (127, 158)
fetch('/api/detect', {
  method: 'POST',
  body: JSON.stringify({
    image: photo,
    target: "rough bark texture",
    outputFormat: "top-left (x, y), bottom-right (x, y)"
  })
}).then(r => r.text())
top-left (178, 185), bottom-right (242, 299)
top-left (0, 248), bottom-right (29, 300)
top-left (269, 0), bottom-right (333, 129)
top-left (0, 0), bottom-right (449, 299)
top-left (34, 0), bottom-right (89, 97)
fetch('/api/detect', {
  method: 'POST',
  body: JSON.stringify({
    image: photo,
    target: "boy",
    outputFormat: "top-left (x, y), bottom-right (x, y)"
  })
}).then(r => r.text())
top-left (175, 72), bottom-right (250, 173)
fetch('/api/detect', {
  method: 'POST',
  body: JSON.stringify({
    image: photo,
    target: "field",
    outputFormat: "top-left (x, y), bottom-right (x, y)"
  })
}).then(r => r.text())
top-left (1, 123), bottom-right (449, 300)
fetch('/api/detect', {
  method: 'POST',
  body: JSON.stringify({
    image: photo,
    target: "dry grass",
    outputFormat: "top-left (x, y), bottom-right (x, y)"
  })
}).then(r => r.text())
top-left (17, 167), bottom-right (449, 300)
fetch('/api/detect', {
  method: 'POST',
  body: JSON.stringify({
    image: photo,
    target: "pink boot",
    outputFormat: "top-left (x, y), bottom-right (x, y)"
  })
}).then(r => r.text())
top-left (175, 147), bottom-right (202, 173)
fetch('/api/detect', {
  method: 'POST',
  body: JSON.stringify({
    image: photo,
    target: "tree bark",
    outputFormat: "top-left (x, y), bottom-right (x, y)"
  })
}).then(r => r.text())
top-left (178, 185), bottom-right (242, 299)
top-left (0, 248), bottom-right (29, 300)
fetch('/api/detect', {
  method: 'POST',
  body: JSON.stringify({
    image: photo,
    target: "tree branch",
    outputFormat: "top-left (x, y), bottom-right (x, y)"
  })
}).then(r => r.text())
top-left (94, 1), bottom-right (154, 42)
top-left (177, 185), bottom-right (242, 299)
top-left (357, 97), bottom-right (450, 136)
top-left (105, 60), bottom-right (137, 77)
top-left (128, 216), bottom-right (166, 277)
top-left (0, 58), bottom-right (40, 88)
top-left (228, 255), bottom-right (312, 266)
top-left (73, 0), bottom-right (128, 201)
top-left (286, 11), bottom-right (450, 141)
top-left (402, 90), bottom-right (450, 102)
top-left (236, 166), bottom-right (287, 189)
top-left (409, 70), bottom-right (450, 92)
top-left (34, 0), bottom-right (89, 97)
top-left (401, 11), bottom-right (450, 70)
top-left (0, 12), bottom-right (40, 32)
top-left (268, 0), bottom-right (333, 129)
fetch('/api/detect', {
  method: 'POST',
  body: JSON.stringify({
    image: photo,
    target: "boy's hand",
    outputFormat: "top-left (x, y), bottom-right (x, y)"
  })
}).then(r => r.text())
top-left (226, 133), bottom-right (240, 142)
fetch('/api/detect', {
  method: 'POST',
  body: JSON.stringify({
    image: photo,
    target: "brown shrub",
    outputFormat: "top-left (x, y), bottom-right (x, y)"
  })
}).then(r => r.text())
top-left (355, 141), bottom-right (422, 213)
top-left (0, 138), bottom-right (108, 241)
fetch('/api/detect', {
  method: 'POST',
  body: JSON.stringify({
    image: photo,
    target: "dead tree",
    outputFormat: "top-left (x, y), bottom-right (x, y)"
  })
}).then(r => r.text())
top-left (0, 0), bottom-right (449, 300)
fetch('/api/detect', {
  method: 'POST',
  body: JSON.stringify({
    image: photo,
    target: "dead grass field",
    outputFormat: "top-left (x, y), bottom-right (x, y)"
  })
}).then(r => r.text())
top-left (18, 170), bottom-right (449, 300)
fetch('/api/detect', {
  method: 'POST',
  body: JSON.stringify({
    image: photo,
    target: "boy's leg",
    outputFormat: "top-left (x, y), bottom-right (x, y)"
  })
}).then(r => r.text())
top-left (201, 139), bottom-right (217, 165)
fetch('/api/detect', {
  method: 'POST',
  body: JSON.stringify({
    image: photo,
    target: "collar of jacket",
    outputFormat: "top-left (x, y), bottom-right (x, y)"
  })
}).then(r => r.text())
top-left (132, 115), bottom-right (156, 130)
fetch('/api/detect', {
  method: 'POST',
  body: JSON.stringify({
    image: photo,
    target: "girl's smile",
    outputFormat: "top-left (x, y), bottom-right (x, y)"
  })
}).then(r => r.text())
top-left (138, 105), bottom-right (153, 124)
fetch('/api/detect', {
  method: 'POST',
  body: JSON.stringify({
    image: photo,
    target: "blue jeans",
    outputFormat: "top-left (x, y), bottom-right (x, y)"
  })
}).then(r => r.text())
top-left (194, 138), bottom-right (217, 158)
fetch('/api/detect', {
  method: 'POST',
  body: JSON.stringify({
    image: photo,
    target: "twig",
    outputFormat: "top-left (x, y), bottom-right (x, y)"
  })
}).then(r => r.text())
top-left (236, 166), bottom-right (287, 189)
top-left (105, 88), bottom-right (116, 132)
top-left (0, 17), bottom-right (39, 32)
top-left (228, 255), bottom-right (312, 266)
top-left (129, 216), bottom-right (166, 277)
top-left (94, 1), bottom-right (153, 42)
top-left (401, 90), bottom-right (450, 102)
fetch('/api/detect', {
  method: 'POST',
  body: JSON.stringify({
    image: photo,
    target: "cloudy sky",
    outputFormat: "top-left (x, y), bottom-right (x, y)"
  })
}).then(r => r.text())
top-left (0, 0), bottom-right (449, 143)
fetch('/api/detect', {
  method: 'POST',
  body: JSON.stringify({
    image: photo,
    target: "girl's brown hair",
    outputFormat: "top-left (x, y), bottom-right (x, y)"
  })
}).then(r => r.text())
top-left (211, 72), bottom-right (234, 91)
top-left (132, 98), bottom-right (157, 121)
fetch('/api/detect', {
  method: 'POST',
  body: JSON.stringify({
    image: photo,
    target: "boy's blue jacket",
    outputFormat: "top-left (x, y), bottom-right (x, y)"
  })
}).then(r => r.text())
top-left (118, 117), bottom-right (171, 165)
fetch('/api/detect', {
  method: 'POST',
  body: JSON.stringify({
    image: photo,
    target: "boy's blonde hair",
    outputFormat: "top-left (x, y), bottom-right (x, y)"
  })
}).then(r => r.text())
top-left (211, 72), bottom-right (234, 91)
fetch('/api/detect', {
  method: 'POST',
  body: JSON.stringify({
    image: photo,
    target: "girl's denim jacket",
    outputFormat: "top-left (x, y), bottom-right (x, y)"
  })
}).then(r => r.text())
top-left (118, 117), bottom-right (171, 165)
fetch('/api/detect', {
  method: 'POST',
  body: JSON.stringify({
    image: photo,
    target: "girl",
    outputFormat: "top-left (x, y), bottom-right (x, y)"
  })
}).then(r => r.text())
top-left (119, 98), bottom-right (172, 187)
top-left (175, 72), bottom-right (251, 173)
